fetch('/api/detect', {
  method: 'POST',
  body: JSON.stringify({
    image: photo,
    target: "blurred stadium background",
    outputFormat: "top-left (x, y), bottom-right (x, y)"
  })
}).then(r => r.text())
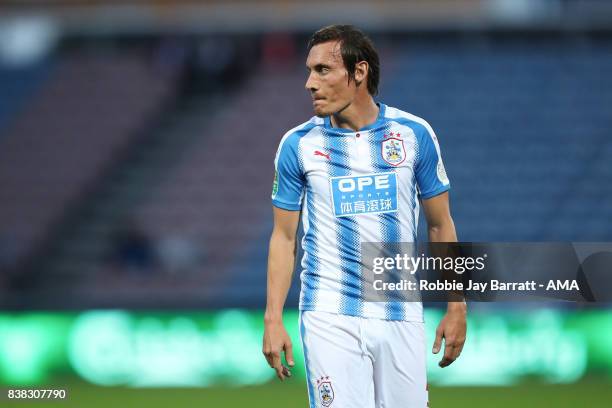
top-left (1, 0), bottom-right (611, 407)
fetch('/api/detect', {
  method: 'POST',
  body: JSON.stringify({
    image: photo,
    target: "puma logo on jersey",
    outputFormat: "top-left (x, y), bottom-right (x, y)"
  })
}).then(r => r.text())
top-left (314, 150), bottom-right (330, 160)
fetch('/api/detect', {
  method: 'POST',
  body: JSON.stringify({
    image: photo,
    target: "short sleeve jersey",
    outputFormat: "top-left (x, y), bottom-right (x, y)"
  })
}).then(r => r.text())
top-left (272, 103), bottom-right (450, 321)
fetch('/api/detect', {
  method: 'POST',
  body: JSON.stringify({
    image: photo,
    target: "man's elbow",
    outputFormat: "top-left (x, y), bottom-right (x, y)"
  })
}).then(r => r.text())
top-left (427, 216), bottom-right (456, 239)
top-left (270, 228), bottom-right (297, 249)
top-left (428, 215), bottom-right (454, 230)
top-left (428, 225), bottom-right (446, 239)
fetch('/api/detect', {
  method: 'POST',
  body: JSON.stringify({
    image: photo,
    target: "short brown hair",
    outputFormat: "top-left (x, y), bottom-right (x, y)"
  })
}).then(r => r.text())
top-left (308, 24), bottom-right (380, 96)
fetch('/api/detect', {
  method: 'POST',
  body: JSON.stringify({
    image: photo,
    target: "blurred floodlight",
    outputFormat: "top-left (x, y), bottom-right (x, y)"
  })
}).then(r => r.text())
top-left (488, 0), bottom-right (561, 23)
top-left (0, 17), bottom-right (59, 67)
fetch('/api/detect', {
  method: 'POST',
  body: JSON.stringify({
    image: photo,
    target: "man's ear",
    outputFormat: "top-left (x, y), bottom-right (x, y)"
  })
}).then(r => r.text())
top-left (354, 61), bottom-right (369, 86)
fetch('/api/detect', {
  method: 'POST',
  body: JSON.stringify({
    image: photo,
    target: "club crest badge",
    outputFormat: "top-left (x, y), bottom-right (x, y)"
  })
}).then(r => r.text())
top-left (317, 376), bottom-right (334, 407)
top-left (381, 135), bottom-right (406, 166)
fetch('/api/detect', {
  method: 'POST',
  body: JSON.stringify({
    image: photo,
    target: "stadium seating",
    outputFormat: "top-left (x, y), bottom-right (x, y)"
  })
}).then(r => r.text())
top-left (381, 37), bottom-right (612, 241)
top-left (0, 63), bottom-right (51, 135)
top-left (0, 50), bottom-right (178, 279)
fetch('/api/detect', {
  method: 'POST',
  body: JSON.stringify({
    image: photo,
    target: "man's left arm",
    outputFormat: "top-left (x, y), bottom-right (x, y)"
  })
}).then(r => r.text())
top-left (421, 192), bottom-right (467, 368)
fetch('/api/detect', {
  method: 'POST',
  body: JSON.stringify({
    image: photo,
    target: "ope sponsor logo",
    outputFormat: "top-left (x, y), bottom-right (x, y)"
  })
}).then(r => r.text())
top-left (336, 174), bottom-right (391, 192)
top-left (330, 172), bottom-right (398, 217)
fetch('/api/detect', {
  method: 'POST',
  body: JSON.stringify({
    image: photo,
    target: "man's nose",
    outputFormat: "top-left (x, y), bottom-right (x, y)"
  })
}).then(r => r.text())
top-left (305, 72), bottom-right (317, 91)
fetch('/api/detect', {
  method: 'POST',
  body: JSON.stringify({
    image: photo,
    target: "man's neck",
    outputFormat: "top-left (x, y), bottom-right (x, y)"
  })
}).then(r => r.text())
top-left (330, 97), bottom-right (379, 132)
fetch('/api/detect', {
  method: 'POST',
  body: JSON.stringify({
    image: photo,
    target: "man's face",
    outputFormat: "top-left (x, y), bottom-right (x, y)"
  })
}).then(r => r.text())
top-left (305, 41), bottom-right (357, 117)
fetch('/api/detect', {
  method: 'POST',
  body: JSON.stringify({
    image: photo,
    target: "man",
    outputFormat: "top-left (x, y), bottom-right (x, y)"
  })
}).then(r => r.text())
top-left (263, 25), bottom-right (466, 408)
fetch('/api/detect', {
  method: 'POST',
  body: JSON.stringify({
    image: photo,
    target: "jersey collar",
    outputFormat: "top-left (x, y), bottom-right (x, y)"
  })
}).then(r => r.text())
top-left (324, 102), bottom-right (386, 133)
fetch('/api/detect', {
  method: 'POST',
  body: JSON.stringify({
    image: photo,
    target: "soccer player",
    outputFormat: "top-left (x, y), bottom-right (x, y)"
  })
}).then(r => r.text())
top-left (263, 25), bottom-right (466, 408)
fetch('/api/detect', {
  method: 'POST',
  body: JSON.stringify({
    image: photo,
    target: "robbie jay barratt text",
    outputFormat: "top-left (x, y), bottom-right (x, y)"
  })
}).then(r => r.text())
top-left (372, 279), bottom-right (580, 292)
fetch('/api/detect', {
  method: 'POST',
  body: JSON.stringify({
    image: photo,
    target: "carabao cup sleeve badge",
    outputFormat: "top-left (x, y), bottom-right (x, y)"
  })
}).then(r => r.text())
top-left (272, 170), bottom-right (279, 198)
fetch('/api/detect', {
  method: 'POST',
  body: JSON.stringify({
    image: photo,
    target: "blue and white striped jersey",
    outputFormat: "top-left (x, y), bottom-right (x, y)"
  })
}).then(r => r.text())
top-left (271, 103), bottom-right (450, 321)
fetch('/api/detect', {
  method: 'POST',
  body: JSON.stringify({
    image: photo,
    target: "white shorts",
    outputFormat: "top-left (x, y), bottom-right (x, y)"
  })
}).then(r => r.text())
top-left (299, 310), bottom-right (428, 408)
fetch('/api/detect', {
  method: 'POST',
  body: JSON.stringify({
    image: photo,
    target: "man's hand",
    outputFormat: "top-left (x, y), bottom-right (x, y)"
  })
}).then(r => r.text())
top-left (432, 303), bottom-right (467, 367)
top-left (262, 318), bottom-right (295, 381)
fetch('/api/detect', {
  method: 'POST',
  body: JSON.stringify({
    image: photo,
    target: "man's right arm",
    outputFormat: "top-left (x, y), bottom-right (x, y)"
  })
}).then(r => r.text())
top-left (263, 206), bottom-right (300, 381)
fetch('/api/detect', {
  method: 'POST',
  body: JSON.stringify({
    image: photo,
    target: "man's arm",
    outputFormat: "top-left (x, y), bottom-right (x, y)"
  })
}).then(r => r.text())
top-left (262, 206), bottom-right (300, 381)
top-left (421, 191), bottom-right (467, 368)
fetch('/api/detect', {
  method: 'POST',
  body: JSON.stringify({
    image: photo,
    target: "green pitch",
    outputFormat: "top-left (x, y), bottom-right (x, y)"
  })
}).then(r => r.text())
top-left (3, 379), bottom-right (611, 407)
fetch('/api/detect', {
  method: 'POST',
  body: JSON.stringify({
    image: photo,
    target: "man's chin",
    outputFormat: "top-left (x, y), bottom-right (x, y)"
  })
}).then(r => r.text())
top-left (313, 101), bottom-right (350, 118)
top-left (313, 107), bottom-right (330, 117)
